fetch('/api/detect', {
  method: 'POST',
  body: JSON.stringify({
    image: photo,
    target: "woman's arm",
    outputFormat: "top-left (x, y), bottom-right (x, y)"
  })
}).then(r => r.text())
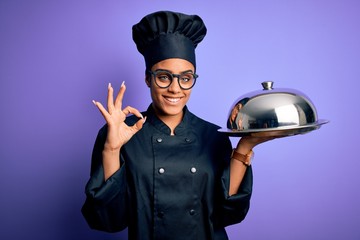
top-left (82, 82), bottom-right (145, 231)
top-left (229, 136), bottom-right (275, 196)
top-left (92, 82), bottom-right (145, 180)
top-left (82, 127), bottom-right (129, 232)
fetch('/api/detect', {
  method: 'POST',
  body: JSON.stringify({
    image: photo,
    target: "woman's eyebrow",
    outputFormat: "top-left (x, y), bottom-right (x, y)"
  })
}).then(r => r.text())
top-left (153, 68), bottom-right (171, 73)
top-left (180, 70), bottom-right (194, 74)
top-left (153, 68), bottom-right (194, 74)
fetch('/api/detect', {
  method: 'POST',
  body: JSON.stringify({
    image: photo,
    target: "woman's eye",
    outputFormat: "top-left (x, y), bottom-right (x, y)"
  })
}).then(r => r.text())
top-left (180, 75), bottom-right (192, 82)
top-left (157, 74), bottom-right (170, 81)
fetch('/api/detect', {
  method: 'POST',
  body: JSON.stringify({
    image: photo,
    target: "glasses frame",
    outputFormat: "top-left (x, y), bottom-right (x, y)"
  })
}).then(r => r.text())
top-left (147, 70), bottom-right (198, 90)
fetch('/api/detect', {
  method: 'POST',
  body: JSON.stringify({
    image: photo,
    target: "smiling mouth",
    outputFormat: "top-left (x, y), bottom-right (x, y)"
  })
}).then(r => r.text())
top-left (164, 97), bottom-right (181, 104)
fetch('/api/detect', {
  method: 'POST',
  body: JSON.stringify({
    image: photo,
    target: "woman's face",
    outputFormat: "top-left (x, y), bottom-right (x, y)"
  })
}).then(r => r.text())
top-left (148, 58), bottom-right (194, 119)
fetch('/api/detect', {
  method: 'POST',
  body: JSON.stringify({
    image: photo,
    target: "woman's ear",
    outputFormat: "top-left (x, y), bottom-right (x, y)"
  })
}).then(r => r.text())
top-left (145, 76), bottom-right (151, 88)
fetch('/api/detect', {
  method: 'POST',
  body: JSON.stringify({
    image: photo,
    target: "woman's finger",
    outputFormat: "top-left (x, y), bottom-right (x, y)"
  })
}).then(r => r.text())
top-left (122, 106), bottom-right (144, 119)
top-left (107, 83), bottom-right (114, 114)
top-left (114, 81), bottom-right (126, 110)
top-left (131, 116), bottom-right (147, 133)
top-left (93, 100), bottom-right (111, 122)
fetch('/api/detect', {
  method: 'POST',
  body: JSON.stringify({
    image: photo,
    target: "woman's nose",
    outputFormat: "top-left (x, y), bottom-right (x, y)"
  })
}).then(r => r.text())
top-left (167, 77), bottom-right (181, 93)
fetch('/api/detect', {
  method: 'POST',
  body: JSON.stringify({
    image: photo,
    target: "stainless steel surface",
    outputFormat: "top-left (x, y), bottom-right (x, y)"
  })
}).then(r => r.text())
top-left (219, 81), bottom-right (329, 137)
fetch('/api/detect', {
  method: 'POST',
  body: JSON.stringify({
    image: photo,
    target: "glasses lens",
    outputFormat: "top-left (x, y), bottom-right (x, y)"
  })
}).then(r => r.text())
top-left (152, 71), bottom-right (197, 89)
top-left (154, 71), bottom-right (172, 88)
top-left (178, 73), bottom-right (196, 89)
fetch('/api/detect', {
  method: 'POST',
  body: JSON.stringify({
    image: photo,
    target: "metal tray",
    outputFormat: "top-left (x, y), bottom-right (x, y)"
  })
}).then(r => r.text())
top-left (218, 119), bottom-right (329, 137)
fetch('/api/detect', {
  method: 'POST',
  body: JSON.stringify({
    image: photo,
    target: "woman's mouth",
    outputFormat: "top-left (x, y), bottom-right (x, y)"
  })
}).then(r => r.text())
top-left (164, 97), bottom-right (181, 104)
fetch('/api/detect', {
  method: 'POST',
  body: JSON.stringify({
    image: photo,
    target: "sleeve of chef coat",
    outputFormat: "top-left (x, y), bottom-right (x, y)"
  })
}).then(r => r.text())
top-left (81, 125), bottom-right (129, 232)
top-left (217, 135), bottom-right (253, 227)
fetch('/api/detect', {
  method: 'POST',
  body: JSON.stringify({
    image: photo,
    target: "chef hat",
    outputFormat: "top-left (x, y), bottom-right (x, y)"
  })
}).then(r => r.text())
top-left (132, 11), bottom-right (207, 71)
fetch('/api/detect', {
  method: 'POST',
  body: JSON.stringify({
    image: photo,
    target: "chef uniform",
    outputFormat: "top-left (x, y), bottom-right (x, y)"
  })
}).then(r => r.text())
top-left (82, 11), bottom-right (253, 240)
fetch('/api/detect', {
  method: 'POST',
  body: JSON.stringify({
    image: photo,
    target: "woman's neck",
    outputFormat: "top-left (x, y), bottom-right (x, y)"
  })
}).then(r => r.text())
top-left (156, 111), bottom-right (184, 135)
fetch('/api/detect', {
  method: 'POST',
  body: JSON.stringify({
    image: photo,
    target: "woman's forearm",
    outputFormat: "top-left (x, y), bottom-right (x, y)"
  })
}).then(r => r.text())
top-left (229, 159), bottom-right (248, 196)
top-left (228, 141), bottom-right (253, 196)
top-left (102, 147), bottom-right (121, 181)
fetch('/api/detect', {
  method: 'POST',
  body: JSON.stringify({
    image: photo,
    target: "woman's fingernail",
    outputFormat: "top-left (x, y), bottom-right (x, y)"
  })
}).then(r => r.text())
top-left (92, 100), bottom-right (97, 105)
top-left (108, 83), bottom-right (111, 89)
top-left (143, 116), bottom-right (147, 123)
top-left (121, 81), bottom-right (125, 88)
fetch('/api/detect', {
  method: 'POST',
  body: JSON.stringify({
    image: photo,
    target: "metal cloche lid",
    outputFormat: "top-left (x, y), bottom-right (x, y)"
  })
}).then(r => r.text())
top-left (219, 81), bottom-right (329, 137)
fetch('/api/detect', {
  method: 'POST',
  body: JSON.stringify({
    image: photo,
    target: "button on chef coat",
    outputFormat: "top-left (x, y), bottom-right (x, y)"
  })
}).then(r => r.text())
top-left (82, 105), bottom-right (253, 240)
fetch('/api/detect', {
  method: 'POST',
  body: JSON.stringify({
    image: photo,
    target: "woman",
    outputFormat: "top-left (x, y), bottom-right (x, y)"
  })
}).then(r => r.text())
top-left (82, 11), bottom-right (274, 240)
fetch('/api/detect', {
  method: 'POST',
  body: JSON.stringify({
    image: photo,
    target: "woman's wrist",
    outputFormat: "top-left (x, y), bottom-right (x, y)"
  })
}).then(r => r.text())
top-left (231, 149), bottom-right (254, 166)
top-left (235, 142), bottom-right (252, 155)
top-left (103, 141), bottom-right (121, 152)
top-left (102, 148), bottom-right (121, 181)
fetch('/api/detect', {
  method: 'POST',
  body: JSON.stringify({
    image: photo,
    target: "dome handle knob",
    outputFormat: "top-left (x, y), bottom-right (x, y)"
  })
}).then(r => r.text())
top-left (262, 81), bottom-right (274, 90)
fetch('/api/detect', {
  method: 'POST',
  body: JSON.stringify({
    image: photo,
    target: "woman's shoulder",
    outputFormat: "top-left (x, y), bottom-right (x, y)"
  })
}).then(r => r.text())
top-left (187, 111), bottom-right (232, 152)
top-left (187, 111), bottom-right (230, 140)
top-left (187, 110), bottom-right (221, 131)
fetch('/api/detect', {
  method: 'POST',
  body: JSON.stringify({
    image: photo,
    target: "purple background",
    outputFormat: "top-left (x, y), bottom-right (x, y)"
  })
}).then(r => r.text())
top-left (1, 0), bottom-right (359, 239)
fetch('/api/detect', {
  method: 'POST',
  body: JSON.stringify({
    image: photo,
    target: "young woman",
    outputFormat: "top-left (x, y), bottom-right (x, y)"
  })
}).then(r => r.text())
top-left (82, 11), bottom-right (274, 240)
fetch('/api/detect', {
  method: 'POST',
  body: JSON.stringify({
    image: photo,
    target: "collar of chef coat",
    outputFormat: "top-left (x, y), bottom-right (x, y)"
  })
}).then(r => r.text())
top-left (145, 104), bottom-right (192, 136)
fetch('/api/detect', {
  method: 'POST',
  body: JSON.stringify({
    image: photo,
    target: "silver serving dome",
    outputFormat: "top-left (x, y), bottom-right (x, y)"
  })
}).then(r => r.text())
top-left (219, 81), bottom-right (328, 137)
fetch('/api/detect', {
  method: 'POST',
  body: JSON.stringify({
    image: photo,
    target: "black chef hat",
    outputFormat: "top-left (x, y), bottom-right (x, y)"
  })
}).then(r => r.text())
top-left (132, 11), bottom-right (207, 71)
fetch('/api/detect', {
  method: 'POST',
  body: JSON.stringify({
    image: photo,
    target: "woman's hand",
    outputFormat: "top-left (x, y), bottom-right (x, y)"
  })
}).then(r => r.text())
top-left (235, 131), bottom-right (287, 156)
top-left (236, 135), bottom-right (276, 153)
top-left (92, 82), bottom-right (145, 152)
top-left (92, 82), bottom-right (145, 180)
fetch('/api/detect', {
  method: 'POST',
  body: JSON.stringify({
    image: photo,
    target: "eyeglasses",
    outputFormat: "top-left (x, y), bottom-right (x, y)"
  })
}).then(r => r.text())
top-left (147, 70), bottom-right (198, 90)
